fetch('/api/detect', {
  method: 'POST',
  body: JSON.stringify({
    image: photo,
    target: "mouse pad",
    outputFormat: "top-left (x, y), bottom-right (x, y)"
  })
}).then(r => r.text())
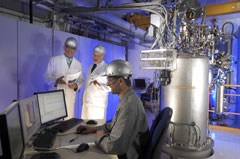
top-left (60, 134), bottom-right (97, 147)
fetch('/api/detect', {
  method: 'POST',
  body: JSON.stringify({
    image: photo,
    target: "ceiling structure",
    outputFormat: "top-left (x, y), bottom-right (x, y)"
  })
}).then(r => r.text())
top-left (0, 0), bottom-right (234, 46)
top-left (1, 0), bottom-right (160, 46)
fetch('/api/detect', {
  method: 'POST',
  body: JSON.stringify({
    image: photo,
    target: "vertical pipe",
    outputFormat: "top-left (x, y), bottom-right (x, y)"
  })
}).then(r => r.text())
top-left (51, 11), bottom-right (55, 57)
top-left (237, 38), bottom-right (240, 126)
top-left (97, 0), bottom-right (102, 9)
top-left (17, 21), bottom-right (20, 100)
top-left (125, 45), bottom-right (128, 61)
top-left (29, 0), bottom-right (33, 24)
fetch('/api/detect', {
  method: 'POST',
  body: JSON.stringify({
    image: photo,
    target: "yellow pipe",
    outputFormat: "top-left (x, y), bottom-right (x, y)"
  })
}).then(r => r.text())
top-left (209, 93), bottom-right (240, 96)
top-left (205, 1), bottom-right (240, 16)
top-left (224, 84), bottom-right (240, 87)
top-left (225, 94), bottom-right (240, 96)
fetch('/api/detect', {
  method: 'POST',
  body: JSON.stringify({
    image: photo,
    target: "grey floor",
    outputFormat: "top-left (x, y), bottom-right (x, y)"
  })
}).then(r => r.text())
top-left (210, 129), bottom-right (240, 159)
top-left (145, 108), bottom-right (240, 159)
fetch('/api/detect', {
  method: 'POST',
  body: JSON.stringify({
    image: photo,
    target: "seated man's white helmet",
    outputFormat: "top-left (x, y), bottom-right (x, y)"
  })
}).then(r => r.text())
top-left (65, 37), bottom-right (77, 49)
top-left (106, 60), bottom-right (132, 79)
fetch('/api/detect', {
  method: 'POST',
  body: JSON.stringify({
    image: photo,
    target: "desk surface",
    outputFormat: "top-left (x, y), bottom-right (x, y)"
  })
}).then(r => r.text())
top-left (23, 120), bottom-right (117, 159)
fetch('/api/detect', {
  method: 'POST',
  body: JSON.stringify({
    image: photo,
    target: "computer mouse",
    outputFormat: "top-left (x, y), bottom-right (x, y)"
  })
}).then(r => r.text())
top-left (76, 143), bottom-right (89, 153)
top-left (86, 120), bottom-right (97, 125)
top-left (76, 126), bottom-right (86, 134)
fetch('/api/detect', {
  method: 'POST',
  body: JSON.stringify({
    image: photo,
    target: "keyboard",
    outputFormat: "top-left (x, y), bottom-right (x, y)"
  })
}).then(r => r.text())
top-left (30, 152), bottom-right (60, 159)
top-left (32, 129), bottom-right (57, 148)
top-left (51, 118), bottom-right (83, 132)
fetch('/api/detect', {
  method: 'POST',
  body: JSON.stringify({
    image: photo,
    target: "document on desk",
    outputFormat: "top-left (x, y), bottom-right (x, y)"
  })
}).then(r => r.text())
top-left (64, 72), bottom-right (81, 84)
top-left (60, 134), bottom-right (97, 147)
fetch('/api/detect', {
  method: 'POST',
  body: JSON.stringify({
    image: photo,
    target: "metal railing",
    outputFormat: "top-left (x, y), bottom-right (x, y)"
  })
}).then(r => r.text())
top-left (208, 84), bottom-right (240, 132)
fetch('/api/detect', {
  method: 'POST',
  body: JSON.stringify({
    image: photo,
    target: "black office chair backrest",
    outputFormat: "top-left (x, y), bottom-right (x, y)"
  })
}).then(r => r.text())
top-left (147, 83), bottom-right (153, 94)
top-left (144, 107), bottom-right (173, 159)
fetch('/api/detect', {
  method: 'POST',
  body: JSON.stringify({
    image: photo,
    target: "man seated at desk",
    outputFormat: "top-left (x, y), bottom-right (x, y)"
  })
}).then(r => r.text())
top-left (77, 60), bottom-right (149, 159)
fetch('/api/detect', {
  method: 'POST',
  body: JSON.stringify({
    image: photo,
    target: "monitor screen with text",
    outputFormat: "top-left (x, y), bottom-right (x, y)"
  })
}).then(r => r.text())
top-left (35, 90), bottom-right (67, 125)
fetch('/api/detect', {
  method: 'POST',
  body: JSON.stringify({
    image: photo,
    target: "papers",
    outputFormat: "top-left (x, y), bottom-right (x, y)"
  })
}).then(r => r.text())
top-left (60, 134), bottom-right (97, 147)
top-left (64, 72), bottom-right (81, 84)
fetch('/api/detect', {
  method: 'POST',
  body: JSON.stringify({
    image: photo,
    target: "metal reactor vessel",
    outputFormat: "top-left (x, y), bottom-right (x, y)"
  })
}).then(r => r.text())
top-left (140, 0), bottom-right (233, 158)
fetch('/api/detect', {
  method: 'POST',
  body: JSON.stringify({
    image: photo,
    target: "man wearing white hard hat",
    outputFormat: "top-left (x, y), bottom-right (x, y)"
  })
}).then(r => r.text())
top-left (81, 45), bottom-right (110, 121)
top-left (44, 37), bottom-right (84, 120)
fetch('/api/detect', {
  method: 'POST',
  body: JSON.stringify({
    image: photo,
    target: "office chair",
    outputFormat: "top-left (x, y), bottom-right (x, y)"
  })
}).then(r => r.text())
top-left (144, 107), bottom-right (173, 159)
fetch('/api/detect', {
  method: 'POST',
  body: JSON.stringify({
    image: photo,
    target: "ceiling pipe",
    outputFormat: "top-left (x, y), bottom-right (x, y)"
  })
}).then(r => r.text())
top-left (70, 1), bottom-right (154, 42)
top-left (0, 6), bottom-right (44, 23)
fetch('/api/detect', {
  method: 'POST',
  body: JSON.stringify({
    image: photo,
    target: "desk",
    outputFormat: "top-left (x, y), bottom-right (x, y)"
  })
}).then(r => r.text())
top-left (23, 120), bottom-right (117, 159)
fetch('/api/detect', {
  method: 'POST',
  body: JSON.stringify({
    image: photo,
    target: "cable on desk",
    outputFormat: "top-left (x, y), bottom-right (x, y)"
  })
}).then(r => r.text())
top-left (69, 136), bottom-right (80, 143)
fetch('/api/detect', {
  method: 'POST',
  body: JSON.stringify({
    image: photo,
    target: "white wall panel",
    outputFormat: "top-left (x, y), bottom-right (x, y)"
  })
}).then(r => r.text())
top-left (113, 45), bottom-right (126, 60)
top-left (0, 16), bottom-right (18, 112)
top-left (18, 21), bottom-right (52, 99)
top-left (106, 44), bottom-right (126, 120)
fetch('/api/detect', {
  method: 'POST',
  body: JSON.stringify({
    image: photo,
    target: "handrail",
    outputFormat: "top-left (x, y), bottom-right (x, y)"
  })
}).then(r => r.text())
top-left (208, 84), bottom-right (240, 132)
top-left (208, 110), bottom-right (240, 116)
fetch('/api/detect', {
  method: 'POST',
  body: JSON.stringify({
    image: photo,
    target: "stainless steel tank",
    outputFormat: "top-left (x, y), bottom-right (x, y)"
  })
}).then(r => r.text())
top-left (162, 53), bottom-right (214, 158)
top-left (215, 84), bottom-right (225, 113)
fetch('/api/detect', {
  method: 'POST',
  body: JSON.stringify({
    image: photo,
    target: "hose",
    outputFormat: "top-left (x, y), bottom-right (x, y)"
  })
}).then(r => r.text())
top-left (222, 22), bottom-right (234, 35)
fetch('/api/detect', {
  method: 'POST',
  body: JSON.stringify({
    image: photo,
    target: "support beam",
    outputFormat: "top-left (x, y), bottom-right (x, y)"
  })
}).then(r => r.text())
top-left (205, 1), bottom-right (240, 16)
top-left (63, 2), bottom-right (160, 15)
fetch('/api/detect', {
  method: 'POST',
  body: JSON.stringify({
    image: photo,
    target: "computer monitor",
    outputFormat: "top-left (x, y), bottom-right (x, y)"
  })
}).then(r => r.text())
top-left (35, 89), bottom-right (67, 125)
top-left (134, 79), bottom-right (146, 89)
top-left (19, 95), bottom-right (41, 145)
top-left (0, 101), bottom-right (24, 159)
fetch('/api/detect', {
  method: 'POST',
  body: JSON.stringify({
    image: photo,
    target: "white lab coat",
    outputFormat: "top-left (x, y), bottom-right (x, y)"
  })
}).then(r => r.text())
top-left (82, 61), bottom-right (110, 121)
top-left (44, 54), bottom-right (84, 120)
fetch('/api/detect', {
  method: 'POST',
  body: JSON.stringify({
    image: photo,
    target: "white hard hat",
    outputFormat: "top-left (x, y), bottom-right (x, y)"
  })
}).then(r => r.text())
top-left (106, 60), bottom-right (132, 79)
top-left (94, 45), bottom-right (106, 55)
top-left (65, 37), bottom-right (77, 49)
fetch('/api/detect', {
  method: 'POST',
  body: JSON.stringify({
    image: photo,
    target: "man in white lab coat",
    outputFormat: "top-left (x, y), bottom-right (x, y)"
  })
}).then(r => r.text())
top-left (81, 45), bottom-right (110, 121)
top-left (44, 37), bottom-right (84, 120)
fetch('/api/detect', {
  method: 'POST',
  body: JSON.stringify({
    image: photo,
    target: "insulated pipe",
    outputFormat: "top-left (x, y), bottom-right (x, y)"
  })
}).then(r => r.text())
top-left (74, 1), bottom-right (153, 41)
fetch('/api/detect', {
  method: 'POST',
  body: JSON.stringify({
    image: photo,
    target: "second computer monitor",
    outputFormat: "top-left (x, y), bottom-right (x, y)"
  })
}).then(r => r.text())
top-left (19, 95), bottom-right (41, 145)
top-left (134, 79), bottom-right (146, 89)
top-left (0, 101), bottom-right (24, 159)
top-left (35, 89), bottom-right (67, 125)
top-left (0, 136), bottom-right (2, 158)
